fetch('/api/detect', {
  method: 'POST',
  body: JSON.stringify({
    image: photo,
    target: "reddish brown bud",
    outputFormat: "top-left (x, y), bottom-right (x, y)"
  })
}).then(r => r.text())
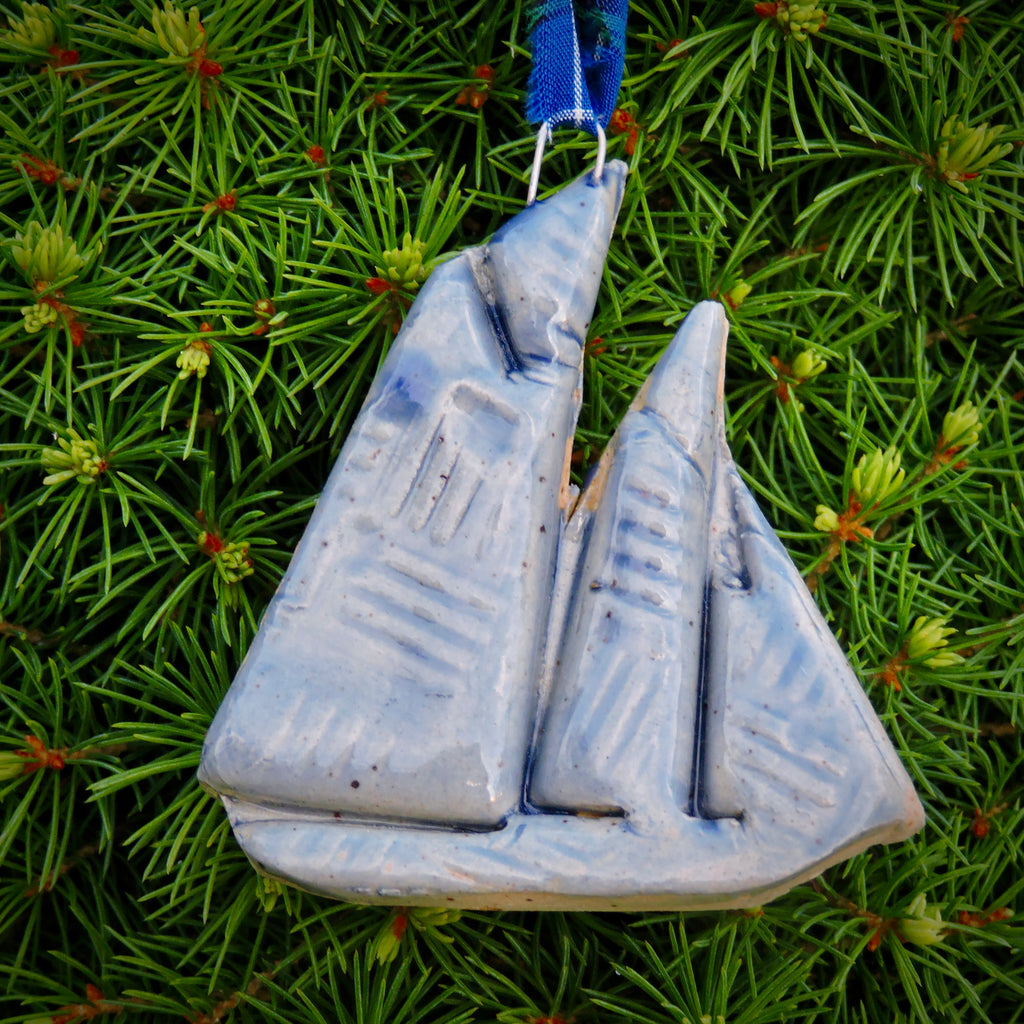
top-left (47, 45), bottom-right (80, 68)
top-left (19, 154), bottom-right (61, 184)
top-left (198, 531), bottom-right (225, 556)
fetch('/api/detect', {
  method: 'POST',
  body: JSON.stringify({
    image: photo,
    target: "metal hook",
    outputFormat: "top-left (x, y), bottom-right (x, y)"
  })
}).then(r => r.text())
top-left (526, 122), bottom-right (551, 207)
top-left (593, 122), bottom-right (607, 188)
top-left (526, 120), bottom-right (608, 207)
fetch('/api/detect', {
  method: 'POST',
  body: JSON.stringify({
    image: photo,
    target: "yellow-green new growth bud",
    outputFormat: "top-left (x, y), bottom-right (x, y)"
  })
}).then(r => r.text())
top-left (920, 648), bottom-right (964, 669)
top-left (20, 301), bottom-right (59, 333)
top-left (778, 0), bottom-right (826, 41)
top-left (372, 923), bottom-right (403, 965)
top-left (41, 430), bottom-right (106, 486)
top-left (724, 279), bottom-right (752, 310)
top-left (813, 504), bottom-right (838, 532)
top-left (0, 750), bottom-right (29, 781)
top-left (941, 401), bottom-right (981, 448)
top-left (900, 894), bottom-right (946, 947)
top-left (935, 117), bottom-right (1014, 193)
top-left (11, 222), bottom-right (87, 284)
top-left (256, 875), bottom-right (284, 912)
top-left (851, 445), bottom-right (905, 506)
top-left (792, 348), bottom-right (826, 380)
top-left (907, 616), bottom-right (963, 668)
top-left (4, 2), bottom-right (56, 51)
top-left (407, 905), bottom-right (461, 946)
top-left (377, 232), bottom-right (430, 291)
top-left (409, 906), bottom-right (462, 930)
top-left (176, 338), bottom-right (211, 379)
top-left (141, 1), bottom-right (206, 57)
top-left (214, 541), bottom-right (254, 584)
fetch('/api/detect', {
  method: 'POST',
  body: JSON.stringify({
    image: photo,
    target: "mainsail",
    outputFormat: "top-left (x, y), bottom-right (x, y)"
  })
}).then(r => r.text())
top-left (198, 162), bottom-right (627, 828)
top-left (199, 164), bottom-right (924, 909)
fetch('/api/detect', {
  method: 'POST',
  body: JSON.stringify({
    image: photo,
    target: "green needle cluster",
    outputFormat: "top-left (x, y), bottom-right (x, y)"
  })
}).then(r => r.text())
top-left (3, 2), bottom-right (56, 51)
top-left (39, 428), bottom-right (105, 486)
top-left (141, 0), bottom-right (207, 59)
top-left (850, 445), bottom-right (905, 507)
top-left (377, 232), bottom-right (431, 292)
top-left (10, 221), bottom-right (87, 285)
top-left (1, 2), bottom-right (1022, 1023)
top-left (936, 116), bottom-right (1015, 193)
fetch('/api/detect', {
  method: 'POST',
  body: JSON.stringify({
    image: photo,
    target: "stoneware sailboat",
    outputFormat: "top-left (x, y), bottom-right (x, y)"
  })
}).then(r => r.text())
top-left (198, 160), bottom-right (924, 910)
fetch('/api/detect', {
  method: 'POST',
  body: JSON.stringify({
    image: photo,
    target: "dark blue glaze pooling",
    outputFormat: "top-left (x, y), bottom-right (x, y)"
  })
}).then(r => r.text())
top-left (483, 299), bottom-right (523, 375)
top-left (688, 575), bottom-right (714, 819)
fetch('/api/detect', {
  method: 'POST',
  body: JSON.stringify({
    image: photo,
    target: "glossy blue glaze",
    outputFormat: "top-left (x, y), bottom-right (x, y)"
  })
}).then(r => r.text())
top-left (199, 169), bottom-right (924, 910)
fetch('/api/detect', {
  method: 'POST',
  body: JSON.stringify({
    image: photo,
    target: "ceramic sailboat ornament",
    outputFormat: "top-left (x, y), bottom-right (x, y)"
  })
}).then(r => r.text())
top-left (198, 162), bottom-right (925, 909)
top-left (200, 0), bottom-right (923, 906)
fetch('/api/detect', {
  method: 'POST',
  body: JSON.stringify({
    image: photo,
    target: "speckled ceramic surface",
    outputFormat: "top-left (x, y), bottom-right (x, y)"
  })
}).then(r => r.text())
top-left (199, 163), bottom-right (924, 909)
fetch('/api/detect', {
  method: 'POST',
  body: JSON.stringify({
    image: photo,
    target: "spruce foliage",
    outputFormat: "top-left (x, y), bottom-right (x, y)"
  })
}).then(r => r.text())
top-left (1, 1), bottom-right (1021, 1022)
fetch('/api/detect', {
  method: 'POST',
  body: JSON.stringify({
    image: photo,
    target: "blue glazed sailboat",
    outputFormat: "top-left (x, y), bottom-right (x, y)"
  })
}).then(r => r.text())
top-left (198, 162), bottom-right (924, 909)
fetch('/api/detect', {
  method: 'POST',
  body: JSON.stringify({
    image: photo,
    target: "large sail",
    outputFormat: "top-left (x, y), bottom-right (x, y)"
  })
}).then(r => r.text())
top-left (198, 162), bottom-right (627, 827)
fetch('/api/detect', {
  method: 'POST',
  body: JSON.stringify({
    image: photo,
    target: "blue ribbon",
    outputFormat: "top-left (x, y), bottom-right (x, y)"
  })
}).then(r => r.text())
top-left (526, 0), bottom-right (628, 135)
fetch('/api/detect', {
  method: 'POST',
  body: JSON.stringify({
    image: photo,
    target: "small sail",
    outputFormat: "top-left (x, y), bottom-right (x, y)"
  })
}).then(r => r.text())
top-left (198, 162), bottom-right (627, 827)
top-left (530, 303), bottom-right (727, 825)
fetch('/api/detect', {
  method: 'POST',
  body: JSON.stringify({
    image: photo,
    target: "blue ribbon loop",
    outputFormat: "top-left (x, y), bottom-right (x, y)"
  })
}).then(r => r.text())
top-left (526, 0), bottom-right (628, 135)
